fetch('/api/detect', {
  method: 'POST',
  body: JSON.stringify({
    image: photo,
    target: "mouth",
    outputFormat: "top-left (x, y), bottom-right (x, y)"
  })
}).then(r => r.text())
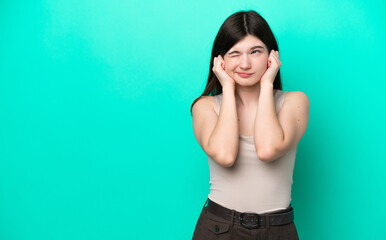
top-left (237, 72), bottom-right (253, 78)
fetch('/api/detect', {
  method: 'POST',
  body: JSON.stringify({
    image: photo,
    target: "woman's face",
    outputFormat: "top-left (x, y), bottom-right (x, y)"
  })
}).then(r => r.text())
top-left (223, 35), bottom-right (269, 86)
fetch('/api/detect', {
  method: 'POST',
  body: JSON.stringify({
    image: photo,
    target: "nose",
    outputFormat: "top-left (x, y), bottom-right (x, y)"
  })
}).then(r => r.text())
top-left (239, 55), bottom-right (251, 69)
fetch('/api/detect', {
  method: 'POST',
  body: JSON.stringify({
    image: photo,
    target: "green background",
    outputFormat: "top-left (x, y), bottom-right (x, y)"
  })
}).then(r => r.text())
top-left (1, 0), bottom-right (385, 239)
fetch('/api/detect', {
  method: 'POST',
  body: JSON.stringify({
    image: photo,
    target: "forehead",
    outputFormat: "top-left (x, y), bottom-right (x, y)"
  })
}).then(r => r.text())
top-left (230, 35), bottom-right (266, 50)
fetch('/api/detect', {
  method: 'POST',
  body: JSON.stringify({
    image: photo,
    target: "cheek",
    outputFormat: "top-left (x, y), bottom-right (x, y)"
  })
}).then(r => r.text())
top-left (224, 68), bottom-right (234, 76)
top-left (224, 59), bottom-right (237, 70)
top-left (262, 56), bottom-right (269, 66)
top-left (255, 58), bottom-right (268, 69)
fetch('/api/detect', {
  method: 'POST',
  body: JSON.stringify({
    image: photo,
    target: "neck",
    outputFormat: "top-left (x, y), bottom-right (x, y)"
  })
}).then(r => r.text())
top-left (234, 83), bottom-right (276, 108)
top-left (235, 84), bottom-right (259, 108)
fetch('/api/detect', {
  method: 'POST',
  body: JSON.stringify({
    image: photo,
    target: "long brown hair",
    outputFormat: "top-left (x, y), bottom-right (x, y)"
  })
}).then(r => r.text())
top-left (190, 10), bottom-right (282, 116)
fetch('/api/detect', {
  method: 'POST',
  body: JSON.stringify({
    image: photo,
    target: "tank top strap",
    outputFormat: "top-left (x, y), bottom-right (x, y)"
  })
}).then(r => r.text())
top-left (214, 94), bottom-right (222, 116)
top-left (274, 90), bottom-right (287, 113)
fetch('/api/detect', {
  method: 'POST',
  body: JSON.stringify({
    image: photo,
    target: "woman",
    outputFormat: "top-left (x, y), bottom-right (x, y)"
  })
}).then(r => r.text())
top-left (190, 10), bottom-right (309, 239)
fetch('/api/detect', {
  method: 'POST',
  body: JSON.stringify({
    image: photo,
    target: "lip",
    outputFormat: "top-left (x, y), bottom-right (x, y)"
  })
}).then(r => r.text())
top-left (237, 72), bottom-right (253, 78)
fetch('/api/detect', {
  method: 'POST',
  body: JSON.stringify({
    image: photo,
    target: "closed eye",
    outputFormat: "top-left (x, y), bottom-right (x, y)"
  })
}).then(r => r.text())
top-left (228, 50), bottom-right (260, 57)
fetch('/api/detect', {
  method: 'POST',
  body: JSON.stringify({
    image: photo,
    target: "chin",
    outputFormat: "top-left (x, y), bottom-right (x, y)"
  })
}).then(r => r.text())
top-left (235, 78), bottom-right (260, 87)
top-left (235, 82), bottom-right (260, 87)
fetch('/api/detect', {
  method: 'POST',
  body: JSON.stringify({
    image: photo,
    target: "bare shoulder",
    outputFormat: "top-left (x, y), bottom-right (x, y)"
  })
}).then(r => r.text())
top-left (283, 90), bottom-right (309, 106)
top-left (193, 95), bottom-right (217, 115)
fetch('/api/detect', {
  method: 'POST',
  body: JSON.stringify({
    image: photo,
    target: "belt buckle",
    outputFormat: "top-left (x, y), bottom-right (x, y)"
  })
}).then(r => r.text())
top-left (240, 212), bottom-right (260, 229)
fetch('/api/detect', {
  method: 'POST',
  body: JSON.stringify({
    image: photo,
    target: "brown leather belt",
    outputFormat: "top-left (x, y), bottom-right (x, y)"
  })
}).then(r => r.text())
top-left (204, 198), bottom-right (294, 229)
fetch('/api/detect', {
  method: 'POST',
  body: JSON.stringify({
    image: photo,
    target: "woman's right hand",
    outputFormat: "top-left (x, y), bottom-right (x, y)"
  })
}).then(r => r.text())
top-left (212, 55), bottom-right (236, 89)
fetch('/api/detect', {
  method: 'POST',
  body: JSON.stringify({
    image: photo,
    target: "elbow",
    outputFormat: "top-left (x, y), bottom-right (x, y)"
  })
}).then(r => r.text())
top-left (208, 142), bottom-right (238, 167)
top-left (216, 153), bottom-right (236, 167)
top-left (223, 157), bottom-right (235, 167)
top-left (257, 149), bottom-right (275, 162)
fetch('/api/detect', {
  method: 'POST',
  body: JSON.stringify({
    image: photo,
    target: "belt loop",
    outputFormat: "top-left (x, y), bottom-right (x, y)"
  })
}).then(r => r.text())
top-left (202, 198), bottom-right (209, 209)
top-left (230, 210), bottom-right (235, 226)
top-left (266, 214), bottom-right (270, 229)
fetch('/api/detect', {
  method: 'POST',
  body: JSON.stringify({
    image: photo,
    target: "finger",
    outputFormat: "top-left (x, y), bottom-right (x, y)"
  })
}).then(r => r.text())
top-left (269, 53), bottom-right (277, 63)
top-left (276, 51), bottom-right (280, 60)
top-left (270, 50), bottom-right (278, 60)
top-left (275, 51), bottom-right (280, 61)
top-left (271, 52), bottom-right (280, 64)
top-left (268, 50), bottom-right (280, 66)
top-left (270, 56), bottom-right (280, 67)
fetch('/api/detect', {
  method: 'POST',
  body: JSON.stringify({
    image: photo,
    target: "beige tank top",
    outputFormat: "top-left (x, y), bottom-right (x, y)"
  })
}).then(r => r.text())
top-left (207, 89), bottom-right (298, 214)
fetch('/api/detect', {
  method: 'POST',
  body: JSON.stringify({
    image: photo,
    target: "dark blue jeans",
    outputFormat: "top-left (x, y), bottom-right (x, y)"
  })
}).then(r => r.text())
top-left (192, 199), bottom-right (299, 240)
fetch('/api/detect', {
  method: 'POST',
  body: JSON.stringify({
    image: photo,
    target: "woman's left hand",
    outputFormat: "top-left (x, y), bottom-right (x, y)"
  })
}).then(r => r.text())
top-left (260, 50), bottom-right (281, 85)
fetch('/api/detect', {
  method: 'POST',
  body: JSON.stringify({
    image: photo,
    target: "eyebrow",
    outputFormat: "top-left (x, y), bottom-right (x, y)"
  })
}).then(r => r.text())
top-left (228, 45), bottom-right (264, 54)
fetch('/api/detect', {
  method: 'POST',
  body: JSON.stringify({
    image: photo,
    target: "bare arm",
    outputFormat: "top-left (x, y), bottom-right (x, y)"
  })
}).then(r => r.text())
top-left (254, 83), bottom-right (309, 162)
top-left (254, 50), bottom-right (299, 162)
top-left (254, 83), bottom-right (283, 161)
top-left (208, 85), bottom-right (239, 167)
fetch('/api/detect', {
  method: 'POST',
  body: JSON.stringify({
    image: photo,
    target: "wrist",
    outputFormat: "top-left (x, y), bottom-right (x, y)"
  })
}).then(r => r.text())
top-left (223, 84), bottom-right (235, 93)
top-left (260, 82), bottom-right (273, 89)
